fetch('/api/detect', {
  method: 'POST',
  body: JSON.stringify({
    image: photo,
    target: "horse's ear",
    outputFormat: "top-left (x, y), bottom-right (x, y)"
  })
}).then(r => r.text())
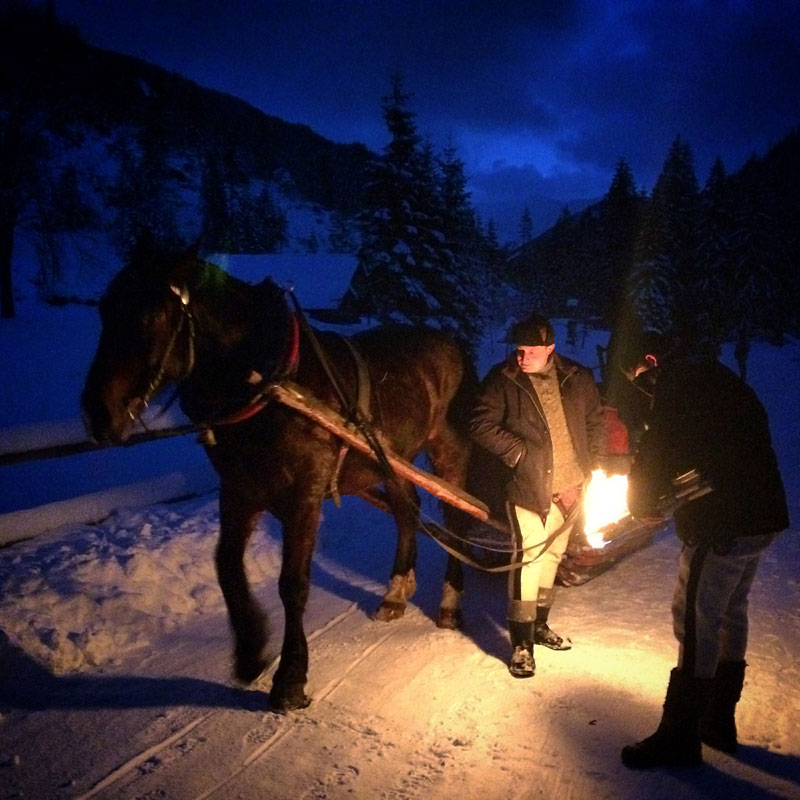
top-left (169, 237), bottom-right (205, 290)
top-left (184, 235), bottom-right (204, 261)
top-left (129, 229), bottom-right (158, 262)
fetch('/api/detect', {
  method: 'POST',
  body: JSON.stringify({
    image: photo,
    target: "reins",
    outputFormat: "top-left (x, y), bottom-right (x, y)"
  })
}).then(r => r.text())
top-left (414, 501), bottom-right (583, 573)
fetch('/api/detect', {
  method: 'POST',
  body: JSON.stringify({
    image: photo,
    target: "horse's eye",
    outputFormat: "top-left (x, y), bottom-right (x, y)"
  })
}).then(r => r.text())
top-left (140, 309), bottom-right (168, 334)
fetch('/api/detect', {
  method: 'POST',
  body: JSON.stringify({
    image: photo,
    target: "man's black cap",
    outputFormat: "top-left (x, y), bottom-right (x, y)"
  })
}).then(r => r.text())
top-left (510, 314), bottom-right (555, 346)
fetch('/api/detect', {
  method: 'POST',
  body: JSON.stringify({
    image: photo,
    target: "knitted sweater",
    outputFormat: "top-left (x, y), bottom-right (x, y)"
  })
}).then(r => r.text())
top-left (528, 363), bottom-right (584, 495)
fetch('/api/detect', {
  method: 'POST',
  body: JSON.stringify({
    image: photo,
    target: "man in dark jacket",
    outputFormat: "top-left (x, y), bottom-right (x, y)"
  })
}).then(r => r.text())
top-left (621, 342), bottom-right (789, 769)
top-left (470, 314), bottom-right (605, 678)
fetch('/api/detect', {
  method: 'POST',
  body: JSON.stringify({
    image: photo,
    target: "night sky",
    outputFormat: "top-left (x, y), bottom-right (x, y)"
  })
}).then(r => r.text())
top-left (53, 0), bottom-right (800, 237)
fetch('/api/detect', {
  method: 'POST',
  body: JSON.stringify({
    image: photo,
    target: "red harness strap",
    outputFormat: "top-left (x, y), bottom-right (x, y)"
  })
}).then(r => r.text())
top-left (213, 312), bottom-right (301, 427)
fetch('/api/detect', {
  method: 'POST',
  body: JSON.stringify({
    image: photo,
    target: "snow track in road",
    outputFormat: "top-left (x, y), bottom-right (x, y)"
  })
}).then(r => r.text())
top-left (81, 600), bottom-right (450, 800)
top-left (195, 622), bottom-right (404, 800)
top-left (75, 713), bottom-right (215, 800)
top-left (76, 602), bottom-right (364, 800)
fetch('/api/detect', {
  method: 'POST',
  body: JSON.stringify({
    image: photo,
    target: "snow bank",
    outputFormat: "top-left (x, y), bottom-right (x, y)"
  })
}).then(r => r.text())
top-left (0, 493), bottom-right (281, 673)
top-left (0, 466), bottom-right (217, 545)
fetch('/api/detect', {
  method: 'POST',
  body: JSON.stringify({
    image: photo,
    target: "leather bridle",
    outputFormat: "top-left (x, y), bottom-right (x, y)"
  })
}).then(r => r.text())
top-left (125, 284), bottom-right (196, 424)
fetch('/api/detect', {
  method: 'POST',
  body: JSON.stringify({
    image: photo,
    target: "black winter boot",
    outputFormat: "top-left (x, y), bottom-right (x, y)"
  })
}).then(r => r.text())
top-left (508, 620), bottom-right (535, 678)
top-left (621, 668), bottom-right (713, 769)
top-left (534, 588), bottom-right (572, 650)
top-left (700, 660), bottom-right (746, 754)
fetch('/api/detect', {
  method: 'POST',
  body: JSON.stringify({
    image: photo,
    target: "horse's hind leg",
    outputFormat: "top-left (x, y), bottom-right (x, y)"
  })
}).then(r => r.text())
top-left (438, 554), bottom-right (465, 629)
top-left (426, 425), bottom-right (470, 629)
top-left (374, 478), bottom-right (419, 622)
top-left (216, 490), bottom-right (270, 684)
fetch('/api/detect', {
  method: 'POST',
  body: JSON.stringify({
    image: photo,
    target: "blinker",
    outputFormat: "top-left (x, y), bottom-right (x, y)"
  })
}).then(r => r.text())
top-left (170, 284), bottom-right (190, 305)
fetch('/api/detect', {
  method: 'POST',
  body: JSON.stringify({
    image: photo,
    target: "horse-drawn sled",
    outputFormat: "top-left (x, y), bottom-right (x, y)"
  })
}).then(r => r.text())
top-left (78, 238), bottom-right (666, 709)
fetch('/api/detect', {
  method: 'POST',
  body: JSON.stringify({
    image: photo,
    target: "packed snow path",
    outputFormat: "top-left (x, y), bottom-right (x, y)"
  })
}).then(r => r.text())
top-left (1, 494), bottom-right (798, 800)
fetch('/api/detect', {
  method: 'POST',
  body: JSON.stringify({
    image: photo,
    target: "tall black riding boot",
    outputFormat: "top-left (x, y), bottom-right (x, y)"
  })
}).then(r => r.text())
top-left (508, 620), bottom-right (535, 678)
top-left (621, 668), bottom-right (713, 769)
top-left (533, 588), bottom-right (572, 650)
top-left (700, 660), bottom-right (746, 754)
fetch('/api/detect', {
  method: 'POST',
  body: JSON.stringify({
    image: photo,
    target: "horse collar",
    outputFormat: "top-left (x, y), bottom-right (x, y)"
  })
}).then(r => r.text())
top-left (210, 305), bottom-right (300, 428)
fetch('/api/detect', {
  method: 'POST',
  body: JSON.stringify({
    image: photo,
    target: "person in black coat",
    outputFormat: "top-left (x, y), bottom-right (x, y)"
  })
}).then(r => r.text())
top-left (469, 314), bottom-right (605, 678)
top-left (621, 341), bottom-right (789, 769)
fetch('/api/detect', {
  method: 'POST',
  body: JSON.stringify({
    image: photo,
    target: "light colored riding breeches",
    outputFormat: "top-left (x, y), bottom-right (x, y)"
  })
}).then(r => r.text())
top-left (507, 502), bottom-right (574, 622)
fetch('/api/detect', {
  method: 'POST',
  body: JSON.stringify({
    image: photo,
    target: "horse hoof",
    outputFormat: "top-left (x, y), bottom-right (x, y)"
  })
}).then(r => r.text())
top-left (373, 600), bottom-right (405, 622)
top-left (270, 684), bottom-right (311, 712)
top-left (436, 608), bottom-right (463, 630)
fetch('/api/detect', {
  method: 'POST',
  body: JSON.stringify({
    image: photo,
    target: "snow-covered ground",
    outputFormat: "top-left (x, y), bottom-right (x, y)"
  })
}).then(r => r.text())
top-left (1, 255), bottom-right (799, 799)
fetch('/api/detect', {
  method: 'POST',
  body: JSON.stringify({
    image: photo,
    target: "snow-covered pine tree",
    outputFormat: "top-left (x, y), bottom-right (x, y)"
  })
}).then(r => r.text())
top-left (727, 175), bottom-right (782, 356)
top-left (351, 74), bottom-right (484, 350)
top-left (32, 162), bottom-right (97, 296)
top-left (695, 157), bottom-right (734, 343)
top-left (200, 149), bottom-right (235, 252)
top-left (435, 142), bottom-right (487, 346)
top-left (195, 141), bottom-right (288, 254)
top-left (627, 135), bottom-right (699, 340)
top-left (0, 6), bottom-right (87, 316)
top-left (328, 210), bottom-right (359, 253)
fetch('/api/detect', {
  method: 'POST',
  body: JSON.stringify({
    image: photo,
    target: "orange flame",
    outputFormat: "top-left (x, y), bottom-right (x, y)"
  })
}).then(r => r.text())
top-left (583, 469), bottom-right (630, 548)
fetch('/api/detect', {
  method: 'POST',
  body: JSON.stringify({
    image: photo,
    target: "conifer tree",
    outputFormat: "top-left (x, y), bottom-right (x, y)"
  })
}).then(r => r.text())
top-left (200, 146), bottom-right (286, 253)
top-left (107, 91), bottom-right (182, 254)
top-left (628, 135), bottom-right (699, 340)
top-left (350, 75), bottom-right (483, 349)
top-left (328, 211), bottom-right (358, 253)
top-left (519, 206), bottom-right (534, 245)
top-left (592, 158), bottom-right (640, 325)
top-left (485, 218), bottom-right (500, 251)
top-left (727, 175), bottom-right (782, 360)
top-left (695, 157), bottom-right (734, 342)
top-left (31, 163), bottom-right (97, 295)
top-left (627, 204), bottom-right (673, 335)
top-left (350, 74), bottom-right (425, 321)
top-left (0, 7), bottom-right (85, 316)
top-left (436, 142), bottom-right (487, 337)
top-left (200, 150), bottom-right (234, 252)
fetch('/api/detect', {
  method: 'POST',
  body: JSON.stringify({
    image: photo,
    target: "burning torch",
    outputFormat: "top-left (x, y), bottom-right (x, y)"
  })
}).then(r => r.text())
top-left (582, 468), bottom-right (712, 549)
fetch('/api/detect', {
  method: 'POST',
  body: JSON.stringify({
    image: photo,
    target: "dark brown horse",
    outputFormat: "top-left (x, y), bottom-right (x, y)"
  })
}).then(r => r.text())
top-left (81, 239), bottom-right (475, 710)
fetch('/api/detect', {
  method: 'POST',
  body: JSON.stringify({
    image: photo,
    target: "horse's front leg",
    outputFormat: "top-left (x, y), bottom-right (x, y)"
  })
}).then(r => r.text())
top-left (270, 498), bottom-right (322, 711)
top-left (216, 489), bottom-right (270, 684)
top-left (374, 478), bottom-right (419, 622)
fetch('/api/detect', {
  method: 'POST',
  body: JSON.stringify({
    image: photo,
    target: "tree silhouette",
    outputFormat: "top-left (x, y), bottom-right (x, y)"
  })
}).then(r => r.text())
top-left (0, 7), bottom-right (87, 316)
top-left (518, 206), bottom-right (534, 245)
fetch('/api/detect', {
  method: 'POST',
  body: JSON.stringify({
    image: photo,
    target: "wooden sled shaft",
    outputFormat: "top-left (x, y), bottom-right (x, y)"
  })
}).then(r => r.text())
top-left (268, 381), bottom-right (506, 531)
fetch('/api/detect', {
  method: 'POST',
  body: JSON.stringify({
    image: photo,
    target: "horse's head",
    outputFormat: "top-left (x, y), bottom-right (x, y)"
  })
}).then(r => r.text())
top-left (82, 237), bottom-right (202, 444)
